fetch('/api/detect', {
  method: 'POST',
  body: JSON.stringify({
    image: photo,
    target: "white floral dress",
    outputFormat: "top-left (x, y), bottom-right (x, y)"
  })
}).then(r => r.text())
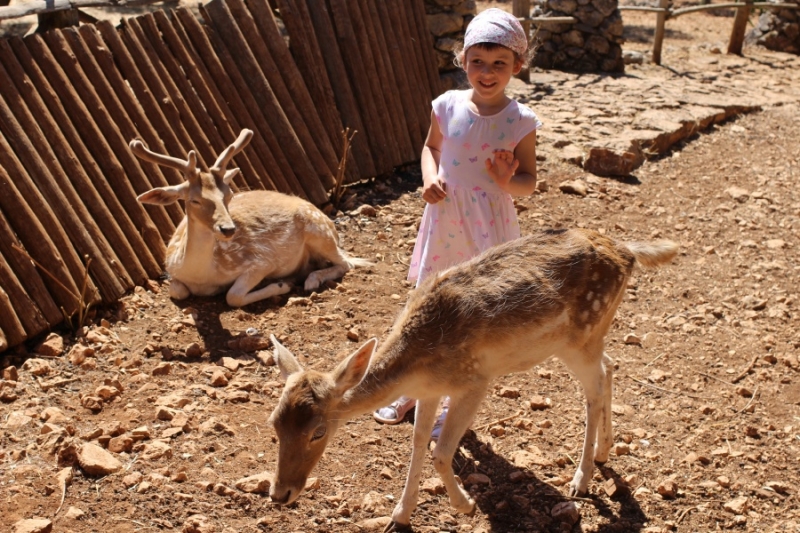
top-left (408, 90), bottom-right (542, 284)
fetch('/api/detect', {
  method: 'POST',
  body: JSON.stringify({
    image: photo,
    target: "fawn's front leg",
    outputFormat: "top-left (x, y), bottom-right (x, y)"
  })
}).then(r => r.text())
top-left (389, 398), bottom-right (438, 528)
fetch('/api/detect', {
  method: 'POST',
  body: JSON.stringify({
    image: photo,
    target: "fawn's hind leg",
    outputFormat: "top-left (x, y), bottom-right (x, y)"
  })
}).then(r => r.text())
top-left (593, 352), bottom-right (614, 464)
top-left (561, 344), bottom-right (610, 496)
top-left (430, 387), bottom-right (486, 515)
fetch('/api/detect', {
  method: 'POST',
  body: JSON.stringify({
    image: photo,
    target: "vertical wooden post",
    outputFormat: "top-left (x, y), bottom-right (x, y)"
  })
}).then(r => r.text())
top-left (652, 0), bottom-right (670, 65)
top-left (512, 0), bottom-right (531, 82)
top-left (727, 0), bottom-right (753, 55)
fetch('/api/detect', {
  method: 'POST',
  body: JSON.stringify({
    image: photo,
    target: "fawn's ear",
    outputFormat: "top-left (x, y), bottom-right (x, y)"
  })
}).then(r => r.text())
top-left (331, 338), bottom-right (376, 395)
top-left (271, 335), bottom-right (303, 380)
top-left (137, 182), bottom-right (190, 205)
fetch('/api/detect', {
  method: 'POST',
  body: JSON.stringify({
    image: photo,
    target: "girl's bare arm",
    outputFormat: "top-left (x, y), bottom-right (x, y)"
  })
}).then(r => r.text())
top-left (421, 110), bottom-right (446, 204)
top-left (501, 129), bottom-right (537, 197)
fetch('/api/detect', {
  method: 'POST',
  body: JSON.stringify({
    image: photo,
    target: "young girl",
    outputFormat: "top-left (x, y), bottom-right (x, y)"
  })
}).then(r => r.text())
top-left (373, 8), bottom-right (542, 438)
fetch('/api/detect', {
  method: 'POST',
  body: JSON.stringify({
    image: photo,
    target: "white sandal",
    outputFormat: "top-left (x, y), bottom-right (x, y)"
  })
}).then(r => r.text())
top-left (373, 396), bottom-right (416, 425)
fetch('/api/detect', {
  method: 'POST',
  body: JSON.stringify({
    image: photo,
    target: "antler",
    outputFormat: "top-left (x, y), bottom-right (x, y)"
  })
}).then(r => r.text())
top-left (129, 140), bottom-right (198, 175)
top-left (211, 129), bottom-right (254, 173)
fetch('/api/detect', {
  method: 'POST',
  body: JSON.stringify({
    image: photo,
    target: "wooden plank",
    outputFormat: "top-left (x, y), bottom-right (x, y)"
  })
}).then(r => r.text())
top-left (175, 8), bottom-right (302, 194)
top-left (355, 0), bottom-right (414, 163)
top-left (298, 0), bottom-right (378, 178)
top-left (153, 9), bottom-right (274, 192)
top-left (727, 0), bottom-right (753, 55)
top-left (152, 10), bottom-right (274, 190)
top-left (95, 20), bottom-right (199, 211)
top-left (0, 244), bottom-right (49, 340)
top-left (0, 58), bottom-right (124, 303)
top-left (19, 32), bottom-right (178, 245)
top-left (652, 0), bottom-right (670, 65)
top-left (0, 37), bottom-right (149, 287)
top-left (117, 19), bottom-right (216, 173)
top-left (200, 1), bottom-right (327, 203)
top-left (0, 127), bottom-right (89, 316)
top-left (241, 0), bottom-right (342, 187)
top-left (389, 0), bottom-right (431, 141)
top-left (0, 272), bottom-right (26, 349)
top-left (0, 174), bottom-right (62, 326)
top-left (268, 0), bottom-right (358, 181)
top-left (328, 0), bottom-right (394, 175)
top-left (346, 0), bottom-right (405, 168)
top-left (93, 19), bottom-right (191, 203)
top-left (373, 0), bottom-right (423, 154)
top-left (128, 14), bottom-right (254, 192)
top-left (0, 37), bottom-right (162, 278)
top-left (410, 0), bottom-right (443, 99)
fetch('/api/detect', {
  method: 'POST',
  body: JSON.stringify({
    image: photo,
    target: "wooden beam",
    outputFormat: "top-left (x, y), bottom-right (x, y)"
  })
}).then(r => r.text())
top-left (0, 0), bottom-right (161, 21)
top-left (728, 0), bottom-right (753, 55)
top-left (672, 2), bottom-right (797, 17)
top-left (512, 0), bottom-right (531, 82)
top-left (652, 0), bottom-right (670, 65)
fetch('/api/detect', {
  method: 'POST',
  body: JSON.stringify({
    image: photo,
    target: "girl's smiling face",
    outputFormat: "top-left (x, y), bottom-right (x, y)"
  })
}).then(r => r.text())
top-left (463, 44), bottom-right (522, 106)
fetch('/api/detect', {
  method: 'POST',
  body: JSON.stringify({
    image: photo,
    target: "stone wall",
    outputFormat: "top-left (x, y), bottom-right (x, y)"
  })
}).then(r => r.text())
top-left (532, 0), bottom-right (625, 72)
top-left (423, 0), bottom-right (625, 85)
top-left (424, 0), bottom-right (474, 89)
top-left (746, 7), bottom-right (800, 55)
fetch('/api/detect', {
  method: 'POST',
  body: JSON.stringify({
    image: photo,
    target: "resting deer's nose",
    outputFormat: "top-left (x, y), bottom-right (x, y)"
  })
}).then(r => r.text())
top-left (218, 225), bottom-right (236, 238)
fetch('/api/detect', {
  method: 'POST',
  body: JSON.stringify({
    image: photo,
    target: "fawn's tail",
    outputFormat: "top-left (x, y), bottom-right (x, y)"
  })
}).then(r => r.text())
top-left (624, 240), bottom-right (679, 268)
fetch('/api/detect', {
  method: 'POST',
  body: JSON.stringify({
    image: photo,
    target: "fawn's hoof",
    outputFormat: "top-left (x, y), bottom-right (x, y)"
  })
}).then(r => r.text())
top-left (383, 520), bottom-right (413, 533)
top-left (466, 498), bottom-right (477, 516)
top-left (568, 483), bottom-right (588, 498)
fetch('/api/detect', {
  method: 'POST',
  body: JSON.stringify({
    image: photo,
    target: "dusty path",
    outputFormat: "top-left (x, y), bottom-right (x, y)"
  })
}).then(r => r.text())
top-left (3, 3), bottom-right (800, 533)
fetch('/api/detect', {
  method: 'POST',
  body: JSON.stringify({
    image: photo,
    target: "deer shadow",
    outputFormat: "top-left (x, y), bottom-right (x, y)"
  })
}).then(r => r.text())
top-left (424, 429), bottom-right (648, 533)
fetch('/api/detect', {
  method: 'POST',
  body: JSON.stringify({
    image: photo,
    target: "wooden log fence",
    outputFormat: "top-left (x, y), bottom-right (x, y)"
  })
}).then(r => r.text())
top-left (0, 0), bottom-right (441, 353)
top-left (511, 0), bottom-right (800, 65)
top-left (618, 0), bottom-right (800, 62)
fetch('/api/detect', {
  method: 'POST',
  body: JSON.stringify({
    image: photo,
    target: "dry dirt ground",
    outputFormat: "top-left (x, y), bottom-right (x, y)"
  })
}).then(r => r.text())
top-left (2, 3), bottom-right (800, 533)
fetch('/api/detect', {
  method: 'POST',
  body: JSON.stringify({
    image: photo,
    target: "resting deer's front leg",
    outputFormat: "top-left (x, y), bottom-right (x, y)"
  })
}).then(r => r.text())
top-left (169, 279), bottom-right (191, 300)
top-left (390, 398), bottom-right (438, 527)
top-left (226, 271), bottom-right (292, 307)
top-left (431, 388), bottom-right (485, 515)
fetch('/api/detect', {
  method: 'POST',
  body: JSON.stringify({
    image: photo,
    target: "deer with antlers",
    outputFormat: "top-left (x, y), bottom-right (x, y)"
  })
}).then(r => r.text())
top-left (130, 129), bottom-right (370, 307)
top-left (267, 228), bottom-right (678, 530)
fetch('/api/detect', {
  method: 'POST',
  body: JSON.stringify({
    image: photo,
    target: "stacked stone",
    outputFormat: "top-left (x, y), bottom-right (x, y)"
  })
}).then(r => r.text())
top-left (424, 0), bottom-right (474, 89)
top-left (423, 0), bottom-right (624, 81)
top-left (533, 0), bottom-right (625, 72)
top-left (746, 6), bottom-right (800, 54)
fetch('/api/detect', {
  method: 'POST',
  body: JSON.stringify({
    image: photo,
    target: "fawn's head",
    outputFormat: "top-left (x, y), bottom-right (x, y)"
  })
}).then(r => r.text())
top-left (131, 129), bottom-right (253, 241)
top-left (267, 335), bottom-right (376, 505)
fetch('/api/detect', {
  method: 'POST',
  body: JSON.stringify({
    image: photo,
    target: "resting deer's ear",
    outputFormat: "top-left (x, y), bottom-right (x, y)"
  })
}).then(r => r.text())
top-left (331, 338), bottom-right (376, 395)
top-left (137, 183), bottom-right (190, 205)
top-left (271, 335), bottom-right (303, 379)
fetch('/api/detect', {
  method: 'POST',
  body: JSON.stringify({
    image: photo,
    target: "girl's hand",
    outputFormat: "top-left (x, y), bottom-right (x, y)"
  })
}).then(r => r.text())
top-left (422, 175), bottom-right (447, 204)
top-left (485, 149), bottom-right (519, 188)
